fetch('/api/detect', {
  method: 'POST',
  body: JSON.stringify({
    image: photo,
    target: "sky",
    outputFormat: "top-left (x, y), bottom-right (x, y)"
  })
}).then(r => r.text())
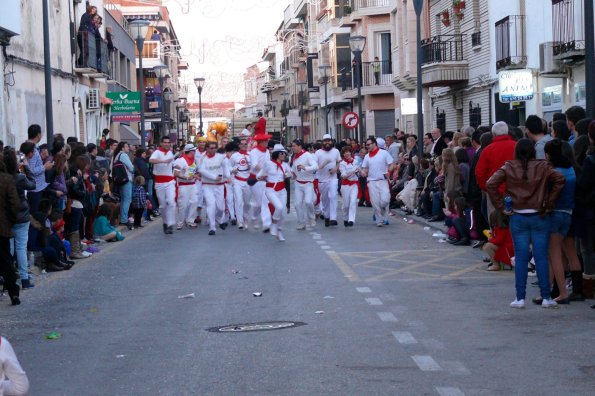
top-left (165, 0), bottom-right (291, 103)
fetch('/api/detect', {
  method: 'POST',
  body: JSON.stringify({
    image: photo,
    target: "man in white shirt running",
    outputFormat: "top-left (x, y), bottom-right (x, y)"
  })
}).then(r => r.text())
top-left (249, 133), bottom-right (273, 230)
top-left (149, 136), bottom-right (177, 234)
top-left (361, 136), bottom-right (395, 227)
top-left (173, 143), bottom-right (198, 230)
top-left (290, 139), bottom-right (318, 230)
top-left (229, 138), bottom-right (252, 230)
top-left (198, 141), bottom-right (230, 235)
top-left (314, 134), bottom-right (341, 227)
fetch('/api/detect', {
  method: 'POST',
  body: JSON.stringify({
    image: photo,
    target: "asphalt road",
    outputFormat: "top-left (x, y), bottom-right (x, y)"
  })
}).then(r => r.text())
top-left (1, 204), bottom-right (594, 396)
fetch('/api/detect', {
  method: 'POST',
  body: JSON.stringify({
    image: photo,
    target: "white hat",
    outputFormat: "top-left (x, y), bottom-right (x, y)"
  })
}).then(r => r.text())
top-left (322, 134), bottom-right (332, 140)
top-left (183, 143), bottom-right (196, 152)
top-left (376, 137), bottom-right (385, 149)
top-left (272, 144), bottom-right (287, 153)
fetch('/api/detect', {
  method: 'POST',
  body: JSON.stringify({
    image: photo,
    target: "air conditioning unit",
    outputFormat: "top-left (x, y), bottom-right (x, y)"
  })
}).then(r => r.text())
top-left (539, 42), bottom-right (564, 75)
top-left (87, 88), bottom-right (100, 109)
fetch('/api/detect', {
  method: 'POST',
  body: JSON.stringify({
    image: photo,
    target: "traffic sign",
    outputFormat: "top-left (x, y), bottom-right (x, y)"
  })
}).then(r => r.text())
top-left (342, 112), bottom-right (359, 129)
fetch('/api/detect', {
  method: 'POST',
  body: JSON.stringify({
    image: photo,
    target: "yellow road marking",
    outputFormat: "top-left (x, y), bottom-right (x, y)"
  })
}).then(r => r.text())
top-left (326, 251), bottom-right (361, 282)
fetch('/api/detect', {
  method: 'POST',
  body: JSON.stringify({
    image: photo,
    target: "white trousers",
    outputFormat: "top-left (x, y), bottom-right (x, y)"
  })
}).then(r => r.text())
top-left (225, 183), bottom-right (235, 221)
top-left (155, 181), bottom-right (176, 227)
top-left (195, 181), bottom-right (204, 210)
top-left (232, 180), bottom-right (251, 226)
top-left (368, 180), bottom-right (390, 223)
top-left (177, 184), bottom-right (197, 226)
top-left (203, 184), bottom-right (226, 231)
top-left (265, 187), bottom-right (287, 229)
top-left (319, 178), bottom-right (338, 221)
top-left (341, 184), bottom-right (358, 223)
top-left (294, 181), bottom-right (315, 226)
top-left (250, 181), bottom-right (271, 228)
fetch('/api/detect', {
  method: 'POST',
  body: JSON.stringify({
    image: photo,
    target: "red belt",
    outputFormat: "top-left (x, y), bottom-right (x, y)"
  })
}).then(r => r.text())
top-left (342, 179), bottom-right (361, 199)
top-left (296, 180), bottom-right (313, 184)
top-left (266, 181), bottom-right (286, 191)
top-left (154, 175), bottom-right (175, 183)
top-left (235, 175), bottom-right (248, 181)
top-left (203, 182), bottom-right (225, 185)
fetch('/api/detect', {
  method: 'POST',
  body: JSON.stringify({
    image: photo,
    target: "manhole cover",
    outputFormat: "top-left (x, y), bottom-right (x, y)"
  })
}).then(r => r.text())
top-left (207, 321), bottom-right (306, 333)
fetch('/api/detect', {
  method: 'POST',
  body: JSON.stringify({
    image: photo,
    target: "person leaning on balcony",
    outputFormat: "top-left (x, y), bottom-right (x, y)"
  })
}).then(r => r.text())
top-left (77, 5), bottom-right (97, 67)
top-left (372, 57), bottom-right (381, 85)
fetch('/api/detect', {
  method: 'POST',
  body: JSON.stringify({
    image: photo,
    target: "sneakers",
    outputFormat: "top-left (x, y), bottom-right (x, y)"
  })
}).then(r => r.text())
top-left (208, 230), bottom-right (216, 236)
top-left (541, 298), bottom-right (558, 308)
top-left (177, 223), bottom-right (184, 230)
top-left (309, 219), bottom-right (316, 228)
top-left (296, 224), bottom-right (306, 230)
top-left (277, 230), bottom-right (285, 241)
top-left (186, 222), bottom-right (198, 228)
top-left (383, 220), bottom-right (389, 226)
top-left (348, 221), bottom-right (354, 227)
top-left (270, 224), bottom-right (278, 237)
top-left (219, 222), bottom-right (228, 230)
top-left (510, 299), bottom-right (525, 309)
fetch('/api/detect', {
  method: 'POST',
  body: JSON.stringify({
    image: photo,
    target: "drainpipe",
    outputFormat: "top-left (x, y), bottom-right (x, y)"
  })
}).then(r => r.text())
top-left (42, 0), bottom-right (55, 147)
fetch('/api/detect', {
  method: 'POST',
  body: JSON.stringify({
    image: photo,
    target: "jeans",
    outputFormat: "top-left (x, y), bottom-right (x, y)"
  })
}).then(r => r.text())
top-left (510, 213), bottom-right (551, 300)
top-left (431, 191), bottom-right (443, 216)
top-left (146, 179), bottom-right (157, 214)
top-left (66, 207), bottom-right (83, 234)
top-left (10, 221), bottom-right (30, 280)
top-left (119, 181), bottom-right (133, 224)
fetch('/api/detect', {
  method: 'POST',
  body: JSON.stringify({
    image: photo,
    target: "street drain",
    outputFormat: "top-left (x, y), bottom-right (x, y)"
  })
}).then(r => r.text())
top-left (207, 321), bottom-right (306, 333)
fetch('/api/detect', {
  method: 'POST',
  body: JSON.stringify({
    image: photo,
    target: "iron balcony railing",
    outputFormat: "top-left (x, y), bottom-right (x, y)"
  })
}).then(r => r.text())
top-left (361, 60), bottom-right (392, 86)
top-left (421, 35), bottom-right (464, 65)
top-left (352, 0), bottom-right (391, 10)
top-left (495, 15), bottom-right (527, 70)
top-left (552, 0), bottom-right (586, 56)
top-left (75, 31), bottom-right (111, 77)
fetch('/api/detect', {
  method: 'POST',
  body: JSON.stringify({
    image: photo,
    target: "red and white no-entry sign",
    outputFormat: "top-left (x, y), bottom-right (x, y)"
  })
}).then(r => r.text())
top-left (342, 112), bottom-right (359, 129)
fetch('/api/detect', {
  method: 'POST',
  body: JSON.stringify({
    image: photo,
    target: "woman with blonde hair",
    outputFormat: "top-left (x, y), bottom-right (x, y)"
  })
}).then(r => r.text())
top-left (441, 148), bottom-right (462, 208)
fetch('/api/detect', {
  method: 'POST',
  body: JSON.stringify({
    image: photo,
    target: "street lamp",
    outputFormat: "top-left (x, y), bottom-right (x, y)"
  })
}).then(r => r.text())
top-left (130, 19), bottom-right (150, 148)
top-left (153, 65), bottom-right (169, 139)
top-left (281, 92), bottom-right (290, 144)
top-left (318, 65), bottom-right (331, 136)
top-left (349, 35), bottom-right (366, 144)
top-left (163, 90), bottom-right (173, 139)
top-left (297, 82), bottom-right (307, 140)
top-left (193, 77), bottom-right (205, 135)
top-left (413, 0), bottom-right (425, 156)
top-left (183, 108), bottom-right (190, 140)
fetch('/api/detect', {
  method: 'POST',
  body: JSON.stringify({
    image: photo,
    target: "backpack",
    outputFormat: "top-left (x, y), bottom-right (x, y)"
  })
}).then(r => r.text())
top-left (112, 153), bottom-right (129, 186)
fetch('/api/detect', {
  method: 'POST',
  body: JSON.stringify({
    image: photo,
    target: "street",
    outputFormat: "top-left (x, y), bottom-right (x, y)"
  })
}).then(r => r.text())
top-left (1, 205), bottom-right (594, 396)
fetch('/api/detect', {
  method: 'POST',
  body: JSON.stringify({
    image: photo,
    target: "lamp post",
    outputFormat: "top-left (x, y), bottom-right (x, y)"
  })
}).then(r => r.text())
top-left (129, 19), bottom-right (150, 148)
top-left (318, 65), bottom-right (331, 136)
top-left (297, 82), bottom-right (307, 140)
top-left (349, 35), bottom-right (366, 144)
top-left (153, 65), bottom-right (168, 139)
top-left (281, 92), bottom-right (290, 144)
top-left (42, 0), bottom-right (54, 147)
top-left (183, 108), bottom-right (190, 140)
top-left (193, 77), bottom-right (205, 135)
top-left (163, 90), bottom-right (173, 140)
top-left (413, 0), bottom-right (425, 156)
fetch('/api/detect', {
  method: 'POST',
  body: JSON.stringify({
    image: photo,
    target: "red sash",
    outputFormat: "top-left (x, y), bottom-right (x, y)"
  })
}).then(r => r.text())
top-left (341, 179), bottom-right (362, 199)
top-left (155, 175), bottom-right (175, 184)
top-left (266, 181), bottom-right (286, 191)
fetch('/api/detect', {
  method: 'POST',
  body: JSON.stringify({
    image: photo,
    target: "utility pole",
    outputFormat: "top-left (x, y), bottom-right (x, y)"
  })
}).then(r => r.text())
top-left (42, 0), bottom-right (54, 147)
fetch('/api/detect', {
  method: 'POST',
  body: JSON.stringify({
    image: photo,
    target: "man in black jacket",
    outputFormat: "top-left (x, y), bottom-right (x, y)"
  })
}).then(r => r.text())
top-left (429, 128), bottom-right (447, 158)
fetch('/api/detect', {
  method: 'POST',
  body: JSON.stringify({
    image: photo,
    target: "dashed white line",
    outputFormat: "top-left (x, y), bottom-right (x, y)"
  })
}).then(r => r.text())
top-left (377, 312), bottom-right (398, 322)
top-left (392, 331), bottom-right (417, 344)
top-left (442, 361), bottom-right (470, 375)
top-left (356, 287), bottom-right (371, 293)
top-left (435, 387), bottom-right (464, 396)
top-left (312, 235), bottom-right (322, 240)
top-left (365, 297), bottom-right (383, 306)
top-left (411, 355), bottom-right (442, 371)
top-left (320, 245), bottom-right (331, 250)
top-left (316, 240), bottom-right (326, 244)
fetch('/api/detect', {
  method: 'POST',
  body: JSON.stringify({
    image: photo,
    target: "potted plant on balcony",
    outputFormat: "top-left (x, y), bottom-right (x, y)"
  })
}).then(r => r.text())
top-left (453, 0), bottom-right (466, 10)
top-left (441, 10), bottom-right (451, 27)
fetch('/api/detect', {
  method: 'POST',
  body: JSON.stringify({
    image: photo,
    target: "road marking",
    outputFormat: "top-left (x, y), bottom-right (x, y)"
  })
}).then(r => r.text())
top-left (326, 251), bottom-right (361, 282)
top-left (356, 287), bottom-right (371, 293)
top-left (435, 387), bottom-right (464, 396)
top-left (442, 361), bottom-right (471, 375)
top-left (377, 312), bottom-right (398, 322)
top-left (320, 245), bottom-right (331, 250)
top-left (365, 297), bottom-right (383, 306)
top-left (392, 331), bottom-right (417, 344)
top-left (313, 235), bottom-right (322, 240)
top-left (411, 355), bottom-right (441, 371)
top-left (316, 240), bottom-right (326, 244)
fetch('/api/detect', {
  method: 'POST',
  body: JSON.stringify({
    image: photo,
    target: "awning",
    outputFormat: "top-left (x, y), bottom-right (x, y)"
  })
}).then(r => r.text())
top-left (101, 96), bottom-right (113, 105)
top-left (119, 124), bottom-right (141, 146)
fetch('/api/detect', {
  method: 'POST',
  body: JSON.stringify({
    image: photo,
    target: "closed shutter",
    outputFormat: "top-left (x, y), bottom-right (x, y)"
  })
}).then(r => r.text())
top-left (374, 110), bottom-right (395, 136)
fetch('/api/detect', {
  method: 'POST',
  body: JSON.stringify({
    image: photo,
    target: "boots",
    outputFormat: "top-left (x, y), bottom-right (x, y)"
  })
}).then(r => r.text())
top-left (582, 277), bottom-right (594, 299)
top-left (68, 232), bottom-right (88, 259)
top-left (569, 271), bottom-right (585, 301)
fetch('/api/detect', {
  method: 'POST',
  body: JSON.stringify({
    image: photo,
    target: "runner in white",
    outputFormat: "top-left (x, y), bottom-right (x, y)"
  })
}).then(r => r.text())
top-left (149, 136), bottom-right (177, 234)
top-left (173, 143), bottom-right (198, 230)
top-left (314, 134), bottom-right (341, 227)
top-left (198, 141), bottom-right (230, 235)
top-left (339, 146), bottom-right (360, 227)
top-left (361, 137), bottom-right (395, 227)
top-left (258, 144), bottom-right (291, 241)
top-left (249, 133), bottom-right (272, 230)
top-left (229, 138), bottom-right (252, 230)
top-left (193, 137), bottom-right (207, 224)
top-left (290, 139), bottom-right (318, 230)
top-left (223, 143), bottom-right (236, 225)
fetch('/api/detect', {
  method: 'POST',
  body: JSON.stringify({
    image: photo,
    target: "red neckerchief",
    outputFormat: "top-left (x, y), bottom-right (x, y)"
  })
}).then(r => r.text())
top-left (343, 157), bottom-right (354, 165)
top-left (291, 150), bottom-right (305, 166)
top-left (255, 145), bottom-right (267, 153)
top-left (273, 160), bottom-right (286, 177)
top-left (239, 150), bottom-right (248, 155)
top-left (158, 147), bottom-right (169, 154)
top-left (182, 154), bottom-right (194, 166)
top-left (206, 152), bottom-right (215, 159)
top-left (369, 147), bottom-right (380, 158)
top-left (197, 148), bottom-right (205, 153)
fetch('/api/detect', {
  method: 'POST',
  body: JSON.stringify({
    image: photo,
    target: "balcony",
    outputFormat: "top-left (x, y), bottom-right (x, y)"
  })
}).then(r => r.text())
top-left (135, 40), bottom-right (166, 69)
top-left (420, 35), bottom-right (468, 87)
top-left (360, 60), bottom-right (392, 87)
top-left (74, 31), bottom-right (112, 79)
top-left (495, 15), bottom-right (527, 70)
top-left (552, 0), bottom-right (585, 61)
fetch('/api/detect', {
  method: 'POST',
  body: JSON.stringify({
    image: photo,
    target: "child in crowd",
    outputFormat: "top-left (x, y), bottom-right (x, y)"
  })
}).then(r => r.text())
top-left (131, 176), bottom-right (148, 228)
top-left (98, 168), bottom-right (120, 226)
top-left (482, 210), bottom-right (514, 271)
top-left (93, 204), bottom-right (124, 242)
top-left (444, 194), bottom-right (471, 246)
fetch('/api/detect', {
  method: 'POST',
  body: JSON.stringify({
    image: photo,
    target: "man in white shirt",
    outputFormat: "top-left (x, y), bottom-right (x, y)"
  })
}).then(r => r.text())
top-left (249, 133), bottom-right (273, 230)
top-left (385, 134), bottom-right (400, 162)
top-left (223, 142), bottom-right (235, 225)
top-left (149, 136), bottom-right (176, 234)
top-left (361, 136), bottom-right (395, 226)
top-left (173, 144), bottom-right (198, 230)
top-left (229, 138), bottom-right (252, 230)
top-left (314, 134), bottom-right (341, 227)
top-left (193, 137), bottom-right (207, 224)
top-left (198, 141), bottom-right (230, 235)
top-left (290, 139), bottom-right (318, 230)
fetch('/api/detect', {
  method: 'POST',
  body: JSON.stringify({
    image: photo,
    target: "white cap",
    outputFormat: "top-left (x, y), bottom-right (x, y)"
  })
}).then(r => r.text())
top-left (322, 134), bottom-right (332, 140)
top-left (376, 137), bottom-right (385, 149)
top-left (183, 143), bottom-right (196, 152)
top-left (272, 144), bottom-right (287, 153)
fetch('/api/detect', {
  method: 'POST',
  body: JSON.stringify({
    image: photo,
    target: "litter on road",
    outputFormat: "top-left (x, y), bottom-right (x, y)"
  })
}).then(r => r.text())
top-left (177, 293), bottom-right (195, 299)
top-left (323, 296), bottom-right (335, 299)
top-left (45, 332), bottom-right (61, 340)
top-left (432, 232), bottom-right (448, 238)
top-left (315, 311), bottom-right (325, 314)
top-left (253, 292), bottom-right (263, 297)
top-left (423, 226), bottom-right (430, 230)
